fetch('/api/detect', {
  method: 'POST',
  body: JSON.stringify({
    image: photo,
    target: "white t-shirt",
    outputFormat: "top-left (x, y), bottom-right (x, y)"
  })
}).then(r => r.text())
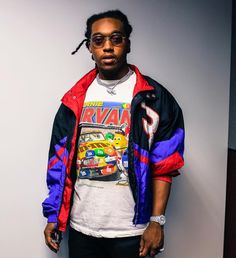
top-left (70, 71), bottom-right (147, 237)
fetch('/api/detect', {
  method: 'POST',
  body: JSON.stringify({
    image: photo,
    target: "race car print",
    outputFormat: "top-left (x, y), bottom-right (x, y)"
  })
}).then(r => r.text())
top-left (77, 123), bottom-right (128, 181)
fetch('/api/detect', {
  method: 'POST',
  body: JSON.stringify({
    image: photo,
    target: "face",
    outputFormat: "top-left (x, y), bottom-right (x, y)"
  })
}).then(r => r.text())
top-left (113, 133), bottom-right (128, 150)
top-left (89, 18), bottom-right (130, 79)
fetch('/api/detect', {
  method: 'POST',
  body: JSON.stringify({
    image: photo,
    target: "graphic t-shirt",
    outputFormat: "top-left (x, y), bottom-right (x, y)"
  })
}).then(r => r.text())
top-left (70, 72), bottom-right (147, 237)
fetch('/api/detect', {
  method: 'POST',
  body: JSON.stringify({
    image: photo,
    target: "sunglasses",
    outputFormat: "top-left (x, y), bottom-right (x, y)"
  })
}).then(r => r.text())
top-left (90, 33), bottom-right (126, 48)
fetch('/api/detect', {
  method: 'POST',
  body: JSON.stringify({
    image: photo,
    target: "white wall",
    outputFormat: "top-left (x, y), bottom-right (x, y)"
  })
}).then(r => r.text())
top-left (0, 1), bottom-right (231, 258)
top-left (229, 1), bottom-right (236, 150)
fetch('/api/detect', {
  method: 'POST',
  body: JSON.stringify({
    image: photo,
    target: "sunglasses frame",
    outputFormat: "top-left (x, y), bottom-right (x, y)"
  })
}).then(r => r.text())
top-left (90, 33), bottom-right (126, 48)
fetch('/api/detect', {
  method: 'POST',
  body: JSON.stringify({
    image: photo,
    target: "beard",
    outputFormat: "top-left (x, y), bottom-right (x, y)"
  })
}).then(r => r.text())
top-left (97, 58), bottom-right (128, 80)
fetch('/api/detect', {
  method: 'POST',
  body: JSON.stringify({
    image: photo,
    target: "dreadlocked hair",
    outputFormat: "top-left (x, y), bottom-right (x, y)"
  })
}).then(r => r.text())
top-left (71, 39), bottom-right (88, 55)
top-left (85, 9), bottom-right (132, 39)
top-left (71, 9), bottom-right (133, 55)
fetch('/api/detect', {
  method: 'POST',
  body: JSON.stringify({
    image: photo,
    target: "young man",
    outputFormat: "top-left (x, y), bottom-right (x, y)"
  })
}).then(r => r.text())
top-left (42, 10), bottom-right (184, 258)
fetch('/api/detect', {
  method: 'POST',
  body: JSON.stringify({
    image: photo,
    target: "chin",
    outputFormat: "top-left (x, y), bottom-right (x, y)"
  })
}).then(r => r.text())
top-left (100, 62), bottom-right (118, 69)
top-left (99, 64), bottom-right (120, 73)
top-left (96, 60), bottom-right (128, 79)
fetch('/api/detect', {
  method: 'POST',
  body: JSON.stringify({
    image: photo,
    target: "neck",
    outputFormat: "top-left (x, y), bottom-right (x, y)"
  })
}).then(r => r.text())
top-left (98, 64), bottom-right (129, 80)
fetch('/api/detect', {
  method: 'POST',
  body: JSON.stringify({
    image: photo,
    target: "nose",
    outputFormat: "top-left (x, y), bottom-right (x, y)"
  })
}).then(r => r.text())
top-left (103, 37), bottom-right (114, 51)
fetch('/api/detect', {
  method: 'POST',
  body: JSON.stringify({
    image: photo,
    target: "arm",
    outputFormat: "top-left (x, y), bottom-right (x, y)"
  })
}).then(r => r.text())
top-left (139, 179), bottom-right (171, 257)
top-left (140, 92), bottom-right (185, 257)
top-left (42, 104), bottom-right (74, 252)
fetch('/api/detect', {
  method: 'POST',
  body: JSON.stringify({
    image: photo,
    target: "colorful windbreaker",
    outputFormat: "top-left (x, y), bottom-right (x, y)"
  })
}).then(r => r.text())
top-left (42, 65), bottom-right (185, 232)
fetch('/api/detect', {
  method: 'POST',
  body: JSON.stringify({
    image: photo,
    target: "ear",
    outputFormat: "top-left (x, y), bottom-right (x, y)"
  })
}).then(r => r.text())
top-left (86, 41), bottom-right (92, 53)
top-left (87, 42), bottom-right (94, 60)
top-left (126, 39), bottom-right (131, 54)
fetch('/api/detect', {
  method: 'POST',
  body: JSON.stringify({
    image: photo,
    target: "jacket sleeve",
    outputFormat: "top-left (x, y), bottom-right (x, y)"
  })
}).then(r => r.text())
top-left (150, 92), bottom-right (185, 183)
top-left (42, 104), bottom-right (73, 223)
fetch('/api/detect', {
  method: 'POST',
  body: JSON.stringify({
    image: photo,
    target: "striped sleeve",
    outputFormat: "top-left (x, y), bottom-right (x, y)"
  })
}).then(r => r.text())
top-left (42, 104), bottom-right (72, 223)
top-left (150, 94), bottom-right (185, 181)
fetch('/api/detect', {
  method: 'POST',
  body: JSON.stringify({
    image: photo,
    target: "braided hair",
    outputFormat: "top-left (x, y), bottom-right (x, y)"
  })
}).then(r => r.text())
top-left (71, 10), bottom-right (133, 55)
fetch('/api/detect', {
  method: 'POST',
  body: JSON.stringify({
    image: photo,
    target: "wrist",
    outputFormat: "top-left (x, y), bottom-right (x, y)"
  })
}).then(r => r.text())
top-left (149, 221), bottom-right (162, 228)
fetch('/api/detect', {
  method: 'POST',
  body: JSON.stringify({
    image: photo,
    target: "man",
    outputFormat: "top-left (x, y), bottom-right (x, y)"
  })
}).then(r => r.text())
top-left (42, 10), bottom-right (184, 258)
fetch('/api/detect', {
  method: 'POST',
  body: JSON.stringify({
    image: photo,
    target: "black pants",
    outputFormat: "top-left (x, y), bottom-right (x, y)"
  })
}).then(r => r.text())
top-left (68, 227), bottom-right (141, 258)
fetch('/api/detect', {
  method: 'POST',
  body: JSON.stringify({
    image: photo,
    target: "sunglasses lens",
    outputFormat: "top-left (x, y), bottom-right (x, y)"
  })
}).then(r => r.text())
top-left (92, 36), bottom-right (104, 47)
top-left (110, 35), bottom-right (123, 45)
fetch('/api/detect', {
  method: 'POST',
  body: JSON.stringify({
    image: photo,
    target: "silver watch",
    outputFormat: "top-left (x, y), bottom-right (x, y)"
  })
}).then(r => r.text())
top-left (150, 215), bottom-right (166, 226)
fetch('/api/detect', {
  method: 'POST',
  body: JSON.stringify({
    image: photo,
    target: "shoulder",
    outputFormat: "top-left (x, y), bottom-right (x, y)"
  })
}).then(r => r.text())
top-left (54, 104), bottom-right (76, 125)
top-left (143, 75), bottom-right (180, 108)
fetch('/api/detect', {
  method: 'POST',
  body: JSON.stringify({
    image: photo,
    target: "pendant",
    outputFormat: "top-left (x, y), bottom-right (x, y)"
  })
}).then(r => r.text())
top-left (107, 88), bottom-right (116, 95)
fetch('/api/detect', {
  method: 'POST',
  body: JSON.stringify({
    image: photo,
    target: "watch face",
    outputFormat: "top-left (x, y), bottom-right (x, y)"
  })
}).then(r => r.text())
top-left (159, 215), bottom-right (166, 225)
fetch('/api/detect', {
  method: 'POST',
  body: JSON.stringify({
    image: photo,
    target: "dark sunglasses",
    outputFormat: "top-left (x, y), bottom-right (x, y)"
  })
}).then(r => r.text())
top-left (90, 33), bottom-right (126, 48)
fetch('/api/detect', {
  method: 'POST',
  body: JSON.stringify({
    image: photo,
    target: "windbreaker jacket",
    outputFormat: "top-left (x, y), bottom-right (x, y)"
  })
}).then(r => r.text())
top-left (42, 65), bottom-right (185, 232)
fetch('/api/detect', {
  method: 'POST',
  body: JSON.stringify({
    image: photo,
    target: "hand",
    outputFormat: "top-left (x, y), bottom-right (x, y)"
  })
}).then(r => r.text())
top-left (139, 222), bottom-right (164, 257)
top-left (44, 223), bottom-right (60, 253)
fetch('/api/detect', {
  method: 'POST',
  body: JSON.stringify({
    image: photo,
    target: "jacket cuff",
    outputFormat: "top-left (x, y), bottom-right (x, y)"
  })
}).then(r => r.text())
top-left (152, 175), bottom-right (173, 183)
top-left (151, 152), bottom-right (184, 177)
top-left (47, 214), bottom-right (57, 223)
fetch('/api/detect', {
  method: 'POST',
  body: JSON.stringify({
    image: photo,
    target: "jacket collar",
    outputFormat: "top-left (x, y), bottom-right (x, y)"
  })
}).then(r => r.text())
top-left (61, 64), bottom-right (154, 119)
top-left (61, 69), bottom-right (97, 119)
top-left (129, 64), bottom-right (154, 96)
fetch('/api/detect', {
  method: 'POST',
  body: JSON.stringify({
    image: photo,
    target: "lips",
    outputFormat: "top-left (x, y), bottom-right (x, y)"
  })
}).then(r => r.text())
top-left (101, 55), bottom-right (117, 64)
